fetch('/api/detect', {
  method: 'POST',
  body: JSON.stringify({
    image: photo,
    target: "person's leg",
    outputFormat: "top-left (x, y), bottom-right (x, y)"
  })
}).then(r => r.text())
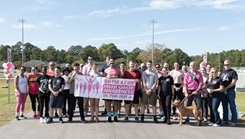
top-left (166, 95), bottom-right (172, 124)
top-left (161, 95), bottom-right (167, 123)
top-left (35, 94), bottom-right (41, 117)
top-left (47, 95), bottom-right (55, 123)
top-left (95, 99), bottom-right (100, 122)
top-left (77, 97), bottom-right (85, 121)
top-left (227, 90), bottom-right (238, 124)
top-left (193, 94), bottom-right (202, 120)
top-left (221, 92), bottom-right (228, 123)
top-left (68, 94), bottom-right (76, 121)
top-left (184, 94), bottom-right (194, 123)
top-left (201, 97), bottom-right (208, 121)
top-left (38, 94), bottom-right (44, 118)
top-left (212, 96), bottom-right (221, 125)
top-left (62, 90), bottom-right (68, 116)
top-left (29, 93), bottom-right (37, 117)
top-left (84, 97), bottom-right (89, 114)
top-left (207, 97), bottom-right (214, 124)
top-left (44, 93), bottom-right (50, 117)
top-left (15, 92), bottom-right (21, 118)
top-left (140, 91), bottom-right (148, 122)
top-left (125, 101), bottom-right (130, 118)
top-left (90, 98), bottom-right (95, 122)
top-left (150, 92), bottom-right (158, 123)
top-left (20, 93), bottom-right (28, 116)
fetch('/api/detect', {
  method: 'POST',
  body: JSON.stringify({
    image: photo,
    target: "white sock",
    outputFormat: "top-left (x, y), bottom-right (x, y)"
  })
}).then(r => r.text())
top-left (16, 112), bottom-right (19, 117)
top-left (20, 112), bottom-right (23, 116)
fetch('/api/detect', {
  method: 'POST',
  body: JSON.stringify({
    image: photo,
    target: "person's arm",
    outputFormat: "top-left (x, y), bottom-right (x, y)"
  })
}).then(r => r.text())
top-left (68, 72), bottom-right (75, 84)
top-left (14, 75), bottom-right (20, 94)
top-left (171, 85), bottom-right (175, 96)
top-left (193, 72), bottom-right (203, 94)
top-left (224, 79), bottom-right (237, 91)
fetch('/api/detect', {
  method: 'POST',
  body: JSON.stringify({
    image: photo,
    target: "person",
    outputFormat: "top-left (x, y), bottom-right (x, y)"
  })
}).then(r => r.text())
top-left (101, 56), bottom-right (110, 115)
top-left (141, 60), bottom-right (158, 123)
top-left (200, 67), bottom-right (209, 122)
top-left (27, 67), bottom-right (41, 118)
top-left (169, 62), bottom-right (184, 120)
top-left (206, 68), bottom-right (224, 127)
top-left (118, 62), bottom-right (126, 117)
top-left (182, 65), bottom-right (188, 73)
top-left (79, 64), bottom-right (84, 73)
top-left (65, 63), bottom-right (72, 71)
top-left (206, 63), bottom-right (212, 75)
top-left (183, 61), bottom-right (203, 125)
top-left (104, 58), bottom-right (122, 122)
top-left (154, 64), bottom-right (164, 119)
top-left (62, 68), bottom-right (71, 117)
top-left (82, 56), bottom-right (94, 116)
top-left (140, 63), bottom-right (149, 114)
top-left (14, 66), bottom-right (28, 120)
top-left (47, 61), bottom-right (55, 77)
top-left (123, 61), bottom-right (142, 122)
top-left (158, 67), bottom-right (174, 125)
top-left (163, 62), bottom-right (170, 73)
top-left (89, 63), bottom-right (101, 122)
top-left (37, 67), bottom-right (51, 123)
top-left (67, 63), bottom-right (86, 123)
top-left (220, 60), bottom-right (238, 127)
top-left (47, 67), bottom-right (65, 124)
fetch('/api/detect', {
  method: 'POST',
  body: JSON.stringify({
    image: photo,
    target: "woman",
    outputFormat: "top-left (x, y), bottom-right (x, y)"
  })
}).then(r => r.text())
top-left (169, 62), bottom-right (184, 120)
top-left (155, 64), bottom-right (164, 119)
top-left (158, 67), bottom-right (174, 125)
top-left (206, 68), bottom-right (224, 127)
top-left (62, 68), bottom-right (71, 117)
top-left (200, 67), bottom-right (209, 122)
top-left (14, 66), bottom-right (28, 120)
top-left (89, 63), bottom-right (101, 122)
top-left (28, 67), bottom-right (41, 118)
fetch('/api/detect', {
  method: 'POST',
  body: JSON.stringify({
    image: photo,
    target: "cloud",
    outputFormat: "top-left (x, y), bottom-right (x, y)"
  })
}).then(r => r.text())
top-left (217, 26), bottom-right (229, 31)
top-left (32, 0), bottom-right (57, 11)
top-left (12, 21), bottom-right (57, 29)
top-left (0, 18), bottom-right (4, 23)
top-left (36, 0), bottom-right (57, 5)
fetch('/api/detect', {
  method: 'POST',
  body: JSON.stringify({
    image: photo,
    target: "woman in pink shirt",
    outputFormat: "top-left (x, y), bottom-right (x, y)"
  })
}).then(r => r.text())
top-left (28, 67), bottom-right (41, 118)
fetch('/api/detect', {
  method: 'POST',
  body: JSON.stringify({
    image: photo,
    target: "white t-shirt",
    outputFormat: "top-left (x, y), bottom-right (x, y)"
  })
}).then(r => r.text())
top-left (62, 75), bottom-right (70, 90)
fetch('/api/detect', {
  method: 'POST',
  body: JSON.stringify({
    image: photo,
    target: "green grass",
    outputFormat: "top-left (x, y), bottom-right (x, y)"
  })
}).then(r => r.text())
top-left (236, 92), bottom-right (245, 112)
top-left (0, 79), bottom-right (31, 127)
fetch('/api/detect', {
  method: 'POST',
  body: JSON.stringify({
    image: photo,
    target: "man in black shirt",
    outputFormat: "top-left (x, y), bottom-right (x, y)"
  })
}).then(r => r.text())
top-left (47, 67), bottom-right (65, 124)
top-left (220, 60), bottom-right (238, 126)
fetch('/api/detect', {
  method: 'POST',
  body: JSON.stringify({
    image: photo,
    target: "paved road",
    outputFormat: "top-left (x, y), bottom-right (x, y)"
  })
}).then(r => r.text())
top-left (0, 105), bottom-right (244, 139)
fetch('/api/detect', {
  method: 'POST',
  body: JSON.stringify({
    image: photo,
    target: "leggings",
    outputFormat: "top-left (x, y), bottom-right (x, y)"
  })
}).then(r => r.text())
top-left (38, 93), bottom-right (50, 117)
top-left (172, 84), bottom-right (184, 115)
top-left (62, 90), bottom-right (69, 115)
top-left (201, 97), bottom-right (208, 119)
top-left (29, 93), bottom-right (40, 112)
top-left (161, 94), bottom-right (172, 122)
top-left (15, 92), bottom-right (28, 113)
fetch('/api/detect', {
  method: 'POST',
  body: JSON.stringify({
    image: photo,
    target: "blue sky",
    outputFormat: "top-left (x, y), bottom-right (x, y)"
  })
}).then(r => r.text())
top-left (1, 0), bottom-right (245, 56)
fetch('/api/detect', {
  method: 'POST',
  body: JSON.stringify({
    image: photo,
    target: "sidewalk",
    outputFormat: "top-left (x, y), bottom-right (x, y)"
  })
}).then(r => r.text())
top-left (0, 103), bottom-right (244, 139)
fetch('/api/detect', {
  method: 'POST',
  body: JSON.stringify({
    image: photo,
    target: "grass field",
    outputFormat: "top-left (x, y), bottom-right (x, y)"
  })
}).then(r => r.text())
top-left (0, 78), bottom-right (244, 127)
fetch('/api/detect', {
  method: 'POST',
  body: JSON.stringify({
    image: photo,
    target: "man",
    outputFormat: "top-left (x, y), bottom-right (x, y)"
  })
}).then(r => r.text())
top-left (104, 58), bottom-right (122, 122)
top-left (220, 60), bottom-right (238, 126)
top-left (65, 63), bottom-right (72, 71)
top-left (123, 61), bottom-right (142, 122)
top-left (67, 63), bottom-right (86, 123)
top-left (101, 56), bottom-right (110, 115)
top-left (47, 67), bottom-right (65, 124)
top-left (141, 60), bottom-right (158, 123)
top-left (82, 56), bottom-right (94, 115)
top-left (183, 61), bottom-right (203, 125)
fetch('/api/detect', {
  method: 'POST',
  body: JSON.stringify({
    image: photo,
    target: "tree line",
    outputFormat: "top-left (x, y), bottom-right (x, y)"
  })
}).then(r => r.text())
top-left (1, 41), bottom-right (245, 70)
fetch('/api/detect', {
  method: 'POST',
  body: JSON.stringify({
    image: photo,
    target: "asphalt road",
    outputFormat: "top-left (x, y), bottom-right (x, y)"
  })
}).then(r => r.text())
top-left (0, 104), bottom-right (244, 139)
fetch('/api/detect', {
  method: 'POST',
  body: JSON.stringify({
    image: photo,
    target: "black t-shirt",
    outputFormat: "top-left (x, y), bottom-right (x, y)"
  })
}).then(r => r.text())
top-left (158, 75), bottom-right (174, 96)
top-left (220, 69), bottom-right (238, 91)
top-left (49, 76), bottom-right (65, 96)
top-left (101, 64), bottom-right (109, 74)
top-left (206, 77), bottom-right (224, 97)
top-left (37, 75), bottom-right (51, 93)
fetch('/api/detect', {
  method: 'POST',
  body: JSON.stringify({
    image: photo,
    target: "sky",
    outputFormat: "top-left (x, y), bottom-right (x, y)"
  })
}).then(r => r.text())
top-left (1, 0), bottom-right (245, 56)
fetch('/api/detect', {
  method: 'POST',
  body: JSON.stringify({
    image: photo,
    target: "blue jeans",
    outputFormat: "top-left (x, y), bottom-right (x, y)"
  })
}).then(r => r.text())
top-left (208, 96), bottom-right (221, 124)
top-left (221, 90), bottom-right (238, 123)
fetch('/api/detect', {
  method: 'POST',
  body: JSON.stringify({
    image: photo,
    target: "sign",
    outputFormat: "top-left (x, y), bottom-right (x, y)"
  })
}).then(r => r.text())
top-left (7, 48), bottom-right (12, 62)
top-left (74, 75), bottom-right (136, 100)
top-left (203, 51), bottom-right (208, 63)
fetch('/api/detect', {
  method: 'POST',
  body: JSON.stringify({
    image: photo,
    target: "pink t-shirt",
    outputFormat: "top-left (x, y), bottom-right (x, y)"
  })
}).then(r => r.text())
top-left (47, 69), bottom-right (55, 77)
top-left (184, 70), bottom-right (203, 92)
top-left (82, 64), bottom-right (93, 76)
top-left (28, 73), bottom-right (41, 94)
top-left (104, 67), bottom-right (121, 78)
top-left (169, 70), bottom-right (184, 84)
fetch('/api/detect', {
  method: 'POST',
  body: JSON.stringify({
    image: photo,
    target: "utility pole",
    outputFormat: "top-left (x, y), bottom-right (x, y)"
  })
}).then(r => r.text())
top-left (19, 19), bottom-right (26, 65)
top-left (151, 20), bottom-right (157, 66)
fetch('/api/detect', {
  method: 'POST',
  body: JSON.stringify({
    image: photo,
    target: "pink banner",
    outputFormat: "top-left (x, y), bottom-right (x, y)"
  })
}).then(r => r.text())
top-left (74, 75), bottom-right (136, 101)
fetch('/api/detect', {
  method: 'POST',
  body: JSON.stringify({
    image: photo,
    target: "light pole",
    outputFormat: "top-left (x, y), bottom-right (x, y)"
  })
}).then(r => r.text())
top-left (19, 19), bottom-right (26, 65)
top-left (151, 20), bottom-right (157, 66)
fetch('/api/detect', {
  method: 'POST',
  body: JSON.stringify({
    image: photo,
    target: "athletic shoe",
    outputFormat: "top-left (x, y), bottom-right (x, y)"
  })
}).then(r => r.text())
top-left (230, 122), bottom-right (237, 127)
top-left (124, 117), bottom-right (129, 122)
top-left (135, 117), bottom-right (139, 123)
top-left (40, 117), bottom-right (44, 123)
top-left (172, 115), bottom-right (177, 120)
top-left (15, 116), bottom-right (20, 121)
top-left (59, 117), bottom-right (64, 124)
top-left (167, 121), bottom-right (171, 125)
top-left (208, 123), bottom-right (214, 126)
top-left (46, 118), bottom-right (53, 124)
top-left (108, 116), bottom-right (113, 122)
top-left (43, 117), bottom-right (47, 123)
top-left (81, 119), bottom-right (87, 123)
top-left (140, 115), bottom-right (144, 123)
top-left (33, 114), bottom-right (37, 118)
top-left (221, 121), bottom-right (229, 125)
top-left (203, 118), bottom-right (207, 122)
top-left (114, 116), bottom-right (118, 122)
top-left (213, 123), bottom-right (220, 127)
top-left (153, 116), bottom-right (158, 123)
top-left (20, 114), bottom-right (27, 119)
top-left (67, 118), bottom-right (72, 123)
top-left (36, 114), bottom-right (41, 119)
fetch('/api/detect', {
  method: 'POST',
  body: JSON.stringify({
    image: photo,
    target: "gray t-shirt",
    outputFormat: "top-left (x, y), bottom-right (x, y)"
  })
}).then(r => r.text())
top-left (68, 71), bottom-right (83, 94)
top-left (142, 70), bottom-right (158, 91)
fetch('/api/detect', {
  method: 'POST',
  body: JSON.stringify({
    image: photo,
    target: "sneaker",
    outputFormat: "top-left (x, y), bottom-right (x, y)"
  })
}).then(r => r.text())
top-left (46, 118), bottom-right (53, 124)
top-left (59, 117), bottom-right (64, 124)
top-left (124, 117), bottom-right (129, 122)
top-left (172, 115), bottom-right (177, 120)
top-left (230, 122), bottom-right (237, 127)
top-left (20, 114), bottom-right (27, 119)
top-left (114, 116), bottom-right (118, 122)
top-left (43, 117), bottom-right (47, 123)
top-left (33, 114), bottom-right (37, 118)
top-left (135, 117), bottom-right (139, 123)
top-left (15, 116), bottom-right (20, 121)
top-left (198, 120), bottom-right (203, 126)
top-left (203, 118), bottom-right (207, 122)
top-left (40, 117), bottom-right (44, 124)
top-left (208, 123), bottom-right (214, 126)
top-left (153, 116), bottom-right (158, 123)
top-left (213, 123), bottom-right (220, 127)
top-left (81, 119), bottom-right (87, 123)
top-left (36, 114), bottom-right (41, 119)
top-left (108, 116), bottom-right (113, 122)
top-left (159, 114), bottom-right (164, 119)
top-left (221, 121), bottom-right (229, 125)
top-left (167, 121), bottom-right (171, 125)
top-left (140, 115), bottom-right (144, 123)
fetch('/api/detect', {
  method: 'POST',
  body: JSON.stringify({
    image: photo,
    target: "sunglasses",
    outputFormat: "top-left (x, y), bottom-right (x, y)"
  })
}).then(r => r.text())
top-left (155, 67), bottom-right (160, 69)
top-left (211, 71), bottom-right (217, 73)
top-left (224, 64), bottom-right (230, 66)
top-left (88, 58), bottom-right (93, 60)
top-left (49, 64), bottom-right (54, 66)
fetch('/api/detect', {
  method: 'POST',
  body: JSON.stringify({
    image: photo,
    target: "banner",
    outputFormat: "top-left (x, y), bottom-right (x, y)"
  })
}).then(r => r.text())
top-left (74, 75), bottom-right (136, 100)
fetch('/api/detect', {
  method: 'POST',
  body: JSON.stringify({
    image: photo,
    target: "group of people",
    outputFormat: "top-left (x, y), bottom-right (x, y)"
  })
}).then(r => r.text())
top-left (13, 56), bottom-right (238, 127)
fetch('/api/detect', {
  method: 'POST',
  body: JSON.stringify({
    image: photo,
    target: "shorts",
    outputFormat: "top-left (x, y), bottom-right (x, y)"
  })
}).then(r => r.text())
top-left (142, 91), bottom-right (157, 106)
top-left (185, 93), bottom-right (202, 108)
top-left (49, 94), bottom-right (63, 109)
top-left (125, 91), bottom-right (140, 104)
